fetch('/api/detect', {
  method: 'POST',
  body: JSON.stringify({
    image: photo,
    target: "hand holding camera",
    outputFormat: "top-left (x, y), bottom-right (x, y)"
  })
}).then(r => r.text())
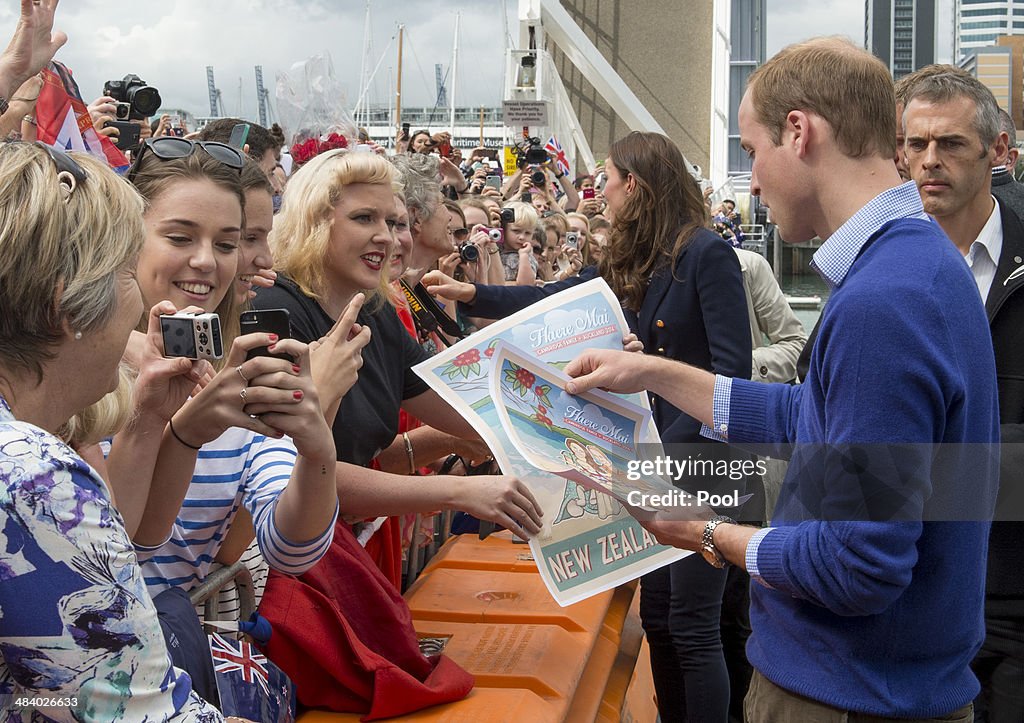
top-left (131, 302), bottom-right (214, 428)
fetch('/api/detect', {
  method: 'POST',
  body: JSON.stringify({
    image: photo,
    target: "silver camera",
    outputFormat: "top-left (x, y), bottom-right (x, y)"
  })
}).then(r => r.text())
top-left (160, 312), bottom-right (223, 361)
top-left (565, 231), bottom-right (579, 248)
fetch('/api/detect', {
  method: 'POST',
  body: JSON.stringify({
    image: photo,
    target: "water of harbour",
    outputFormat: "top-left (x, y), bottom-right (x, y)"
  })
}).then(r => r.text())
top-left (778, 273), bottom-right (830, 331)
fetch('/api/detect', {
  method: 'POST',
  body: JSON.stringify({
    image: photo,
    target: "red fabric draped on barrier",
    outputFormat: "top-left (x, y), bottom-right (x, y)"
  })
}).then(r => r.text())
top-left (259, 520), bottom-right (473, 720)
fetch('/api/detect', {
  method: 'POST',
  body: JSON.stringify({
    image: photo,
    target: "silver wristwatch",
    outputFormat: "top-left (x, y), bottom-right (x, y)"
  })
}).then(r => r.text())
top-left (700, 515), bottom-right (735, 568)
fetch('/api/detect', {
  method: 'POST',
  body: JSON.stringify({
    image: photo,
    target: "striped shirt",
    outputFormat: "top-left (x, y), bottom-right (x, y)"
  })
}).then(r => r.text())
top-left (135, 426), bottom-right (337, 596)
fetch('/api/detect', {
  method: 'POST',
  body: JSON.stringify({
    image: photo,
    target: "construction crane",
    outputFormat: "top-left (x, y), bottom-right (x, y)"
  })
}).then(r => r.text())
top-left (206, 66), bottom-right (224, 117)
top-left (255, 65), bottom-right (273, 127)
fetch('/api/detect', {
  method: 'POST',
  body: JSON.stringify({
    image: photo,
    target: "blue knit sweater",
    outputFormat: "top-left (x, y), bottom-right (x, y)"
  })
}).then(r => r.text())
top-left (728, 219), bottom-right (1000, 716)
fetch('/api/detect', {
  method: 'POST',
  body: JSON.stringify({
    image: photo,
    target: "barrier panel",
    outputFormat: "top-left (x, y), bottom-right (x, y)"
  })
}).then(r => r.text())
top-left (296, 533), bottom-right (654, 722)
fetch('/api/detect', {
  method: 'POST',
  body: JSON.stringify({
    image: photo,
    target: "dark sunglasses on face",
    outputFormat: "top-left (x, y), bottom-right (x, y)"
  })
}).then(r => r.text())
top-left (452, 227), bottom-right (470, 242)
top-left (128, 137), bottom-right (245, 181)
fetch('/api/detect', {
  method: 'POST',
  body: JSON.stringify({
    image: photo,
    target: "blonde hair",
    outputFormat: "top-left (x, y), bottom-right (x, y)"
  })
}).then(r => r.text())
top-left (0, 145), bottom-right (144, 381)
top-left (748, 37), bottom-right (896, 160)
top-left (59, 363), bottom-right (136, 446)
top-left (541, 212), bottom-right (569, 236)
top-left (567, 212), bottom-right (594, 265)
top-left (502, 200), bottom-right (538, 231)
top-left (271, 149), bottom-right (401, 304)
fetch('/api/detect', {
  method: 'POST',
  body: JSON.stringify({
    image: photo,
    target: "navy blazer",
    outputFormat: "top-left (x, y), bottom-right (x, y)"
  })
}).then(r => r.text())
top-left (464, 228), bottom-right (752, 445)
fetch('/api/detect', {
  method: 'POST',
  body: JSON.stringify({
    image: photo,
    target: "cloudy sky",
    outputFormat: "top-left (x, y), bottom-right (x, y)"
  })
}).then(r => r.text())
top-left (0, 1), bottom-right (947, 125)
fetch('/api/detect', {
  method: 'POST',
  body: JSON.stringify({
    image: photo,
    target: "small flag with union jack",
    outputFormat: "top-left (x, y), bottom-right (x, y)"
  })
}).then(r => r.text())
top-left (545, 135), bottom-right (571, 178)
top-left (210, 633), bottom-right (296, 722)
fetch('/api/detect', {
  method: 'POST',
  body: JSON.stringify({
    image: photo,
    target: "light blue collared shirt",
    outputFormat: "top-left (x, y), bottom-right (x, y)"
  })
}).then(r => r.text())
top-left (705, 181), bottom-right (930, 584)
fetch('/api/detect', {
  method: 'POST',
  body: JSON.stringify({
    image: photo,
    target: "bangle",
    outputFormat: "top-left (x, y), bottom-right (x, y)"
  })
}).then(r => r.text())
top-left (403, 432), bottom-right (416, 474)
top-left (0, 95), bottom-right (9, 115)
top-left (168, 416), bottom-right (202, 451)
top-left (488, 247), bottom-right (500, 255)
top-left (22, 114), bottom-right (36, 127)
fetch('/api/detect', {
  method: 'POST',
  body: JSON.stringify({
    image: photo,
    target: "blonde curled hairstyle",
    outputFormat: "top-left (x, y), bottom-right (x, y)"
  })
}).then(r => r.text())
top-left (271, 148), bottom-right (402, 306)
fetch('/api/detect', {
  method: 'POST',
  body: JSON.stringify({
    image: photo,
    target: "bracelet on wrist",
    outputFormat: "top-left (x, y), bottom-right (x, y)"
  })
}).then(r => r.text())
top-left (22, 114), bottom-right (36, 127)
top-left (403, 432), bottom-right (416, 474)
top-left (168, 416), bottom-right (202, 451)
top-left (0, 95), bottom-right (9, 115)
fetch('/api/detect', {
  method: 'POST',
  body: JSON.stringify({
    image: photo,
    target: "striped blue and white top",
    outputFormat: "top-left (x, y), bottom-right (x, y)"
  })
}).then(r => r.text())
top-left (135, 426), bottom-right (337, 596)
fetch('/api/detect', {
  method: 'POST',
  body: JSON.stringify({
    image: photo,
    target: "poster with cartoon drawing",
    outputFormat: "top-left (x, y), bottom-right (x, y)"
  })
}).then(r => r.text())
top-left (414, 279), bottom-right (689, 607)
top-left (489, 342), bottom-right (681, 516)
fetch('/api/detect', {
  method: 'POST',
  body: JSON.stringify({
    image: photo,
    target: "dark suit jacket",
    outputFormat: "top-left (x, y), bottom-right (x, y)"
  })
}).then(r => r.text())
top-left (991, 169), bottom-right (1024, 225)
top-left (985, 200), bottom-right (1024, 601)
top-left (465, 228), bottom-right (752, 445)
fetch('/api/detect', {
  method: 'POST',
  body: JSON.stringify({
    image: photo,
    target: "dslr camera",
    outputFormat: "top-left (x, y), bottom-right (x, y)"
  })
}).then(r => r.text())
top-left (458, 242), bottom-right (480, 263)
top-left (160, 312), bottom-right (223, 361)
top-left (103, 74), bottom-right (162, 121)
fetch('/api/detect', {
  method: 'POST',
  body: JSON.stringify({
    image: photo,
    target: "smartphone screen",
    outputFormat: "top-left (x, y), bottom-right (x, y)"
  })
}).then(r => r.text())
top-left (240, 309), bottom-right (292, 360)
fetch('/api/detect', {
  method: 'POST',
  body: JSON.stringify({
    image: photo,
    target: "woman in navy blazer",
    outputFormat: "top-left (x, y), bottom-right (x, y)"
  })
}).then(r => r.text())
top-left (427, 132), bottom-right (752, 722)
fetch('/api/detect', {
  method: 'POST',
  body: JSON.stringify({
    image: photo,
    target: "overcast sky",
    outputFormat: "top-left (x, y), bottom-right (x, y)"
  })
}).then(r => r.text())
top-left (0, 1), bottom-right (951, 126)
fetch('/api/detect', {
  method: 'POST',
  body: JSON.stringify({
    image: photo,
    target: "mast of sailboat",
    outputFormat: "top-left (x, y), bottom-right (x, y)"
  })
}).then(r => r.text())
top-left (479, 107), bottom-right (485, 147)
top-left (395, 24), bottom-right (404, 139)
top-left (356, 1), bottom-right (371, 130)
top-left (449, 12), bottom-right (460, 135)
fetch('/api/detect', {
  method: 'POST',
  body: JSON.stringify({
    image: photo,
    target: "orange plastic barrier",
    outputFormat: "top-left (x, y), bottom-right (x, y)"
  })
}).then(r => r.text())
top-left (296, 534), bottom-right (655, 722)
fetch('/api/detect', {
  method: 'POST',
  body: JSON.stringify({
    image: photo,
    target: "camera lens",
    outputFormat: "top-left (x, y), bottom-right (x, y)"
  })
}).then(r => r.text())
top-left (531, 170), bottom-right (545, 186)
top-left (488, 228), bottom-right (503, 242)
top-left (459, 243), bottom-right (480, 263)
top-left (129, 85), bottom-right (162, 117)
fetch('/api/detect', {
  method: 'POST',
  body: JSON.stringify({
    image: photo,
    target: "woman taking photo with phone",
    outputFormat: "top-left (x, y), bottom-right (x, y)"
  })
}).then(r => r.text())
top-left (0, 143), bottom-right (222, 720)
top-left (424, 131), bottom-right (752, 723)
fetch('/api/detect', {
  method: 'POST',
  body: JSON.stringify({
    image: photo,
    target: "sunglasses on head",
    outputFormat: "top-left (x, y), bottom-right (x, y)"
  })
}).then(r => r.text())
top-left (30, 142), bottom-right (87, 202)
top-left (128, 137), bottom-right (245, 181)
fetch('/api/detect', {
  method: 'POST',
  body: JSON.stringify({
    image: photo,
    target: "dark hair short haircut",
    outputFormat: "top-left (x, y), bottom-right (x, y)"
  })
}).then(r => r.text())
top-left (198, 118), bottom-right (279, 164)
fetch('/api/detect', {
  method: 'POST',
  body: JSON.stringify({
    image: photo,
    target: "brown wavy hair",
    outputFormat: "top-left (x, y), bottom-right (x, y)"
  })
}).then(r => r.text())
top-left (598, 132), bottom-right (708, 311)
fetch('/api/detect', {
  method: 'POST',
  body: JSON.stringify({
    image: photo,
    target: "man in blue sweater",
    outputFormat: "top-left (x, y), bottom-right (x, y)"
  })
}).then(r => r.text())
top-left (566, 38), bottom-right (1000, 721)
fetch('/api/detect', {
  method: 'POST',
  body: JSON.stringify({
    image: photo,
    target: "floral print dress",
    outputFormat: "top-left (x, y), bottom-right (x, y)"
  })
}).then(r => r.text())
top-left (0, 397), bottom-right (221, 721)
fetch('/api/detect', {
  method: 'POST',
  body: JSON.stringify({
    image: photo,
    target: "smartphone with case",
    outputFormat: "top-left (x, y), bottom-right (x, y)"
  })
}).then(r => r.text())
top-left (228, 123), bottom-right (251, 150)
top-left (240, 308), bottom-right (292, 360)
top-left (582, 188), bottom-right (595, 200)
top-left (485, 175), bottom-right (501, 191)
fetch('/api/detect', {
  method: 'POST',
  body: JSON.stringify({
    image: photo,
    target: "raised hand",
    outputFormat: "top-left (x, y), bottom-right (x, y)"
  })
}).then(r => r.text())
top-left (0, 0), bottom-right (66, 94)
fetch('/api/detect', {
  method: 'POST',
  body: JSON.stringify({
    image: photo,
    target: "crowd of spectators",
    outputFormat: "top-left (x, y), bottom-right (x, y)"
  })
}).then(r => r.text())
top-left (0, 3), bottom-right (1019, 723)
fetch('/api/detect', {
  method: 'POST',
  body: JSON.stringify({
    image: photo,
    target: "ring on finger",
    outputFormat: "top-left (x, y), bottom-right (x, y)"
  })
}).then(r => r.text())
top-left (236, 365), bottom-right (248, 384)
top-left (239, 387), bottom-right (248, 403)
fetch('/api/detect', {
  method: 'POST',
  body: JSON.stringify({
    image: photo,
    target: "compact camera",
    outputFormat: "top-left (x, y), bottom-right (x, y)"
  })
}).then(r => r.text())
top-left (458, 242), bottom-right (480, 263)
top-left (486, 227), bottom-right (504, 244)
top-left (499, 208), bottom-right (515, 225)
top-left (565, 231), bottom-right (579, 248)
top-left (160, 312), bottom-right (223, 361)
top-left (103, 74), bottom-right (162, 121)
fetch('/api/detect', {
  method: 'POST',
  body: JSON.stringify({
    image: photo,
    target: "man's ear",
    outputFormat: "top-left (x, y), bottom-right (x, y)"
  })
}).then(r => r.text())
top-left (991, 131), bottom-right (1010, 169)
top-left (786, 110), bottom-right (811, 158)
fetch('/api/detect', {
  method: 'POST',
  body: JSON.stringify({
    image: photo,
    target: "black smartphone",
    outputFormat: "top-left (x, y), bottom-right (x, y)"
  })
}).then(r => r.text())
top-left (521, 191), bottom-right (533, 204)
top-left (240, 308), bottom-right (292, 360)
top-left (401, 122), bottom-right (411, 140)
top-left (106, 120), bottom-right (141, 152)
